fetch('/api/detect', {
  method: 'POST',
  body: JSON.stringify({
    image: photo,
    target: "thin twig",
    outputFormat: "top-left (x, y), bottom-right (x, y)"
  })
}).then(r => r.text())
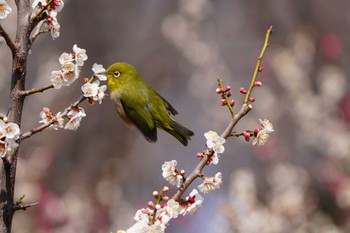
top-left (20, 96), bottom-right (86, 140)
top-left (172, 26), bottom-right (273, 201)
top-left (19, 84), bottom-right (54, 97)
top-left (244, 26), bottom-right (273, 103)
top-left (217, 78), bottom-right (235, 117)
top-left (12, 202), bottom-right (39, 212)
top-left (0, 24), bottom-right (17, 55)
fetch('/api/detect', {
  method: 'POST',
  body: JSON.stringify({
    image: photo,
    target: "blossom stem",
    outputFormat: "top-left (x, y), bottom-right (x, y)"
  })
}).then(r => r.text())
top-left (217, 77), bottom-right (235, 117)
top-left (244, 26), bottom-right (273, 103)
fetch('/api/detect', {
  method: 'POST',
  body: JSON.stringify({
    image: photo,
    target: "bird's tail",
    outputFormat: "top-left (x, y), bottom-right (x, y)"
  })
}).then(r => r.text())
top-left (165, 121), bottom-right (194, 146)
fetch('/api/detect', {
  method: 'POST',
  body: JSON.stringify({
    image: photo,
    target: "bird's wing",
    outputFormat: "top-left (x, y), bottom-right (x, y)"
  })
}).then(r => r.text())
top-left (156, 93), bottom-right (178, 115)
top-left (120, 97), bottom-right (157, 142)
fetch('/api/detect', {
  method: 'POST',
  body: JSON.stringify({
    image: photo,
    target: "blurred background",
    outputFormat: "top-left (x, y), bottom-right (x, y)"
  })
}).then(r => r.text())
top-left (1, 0), bottom-right (350, 232)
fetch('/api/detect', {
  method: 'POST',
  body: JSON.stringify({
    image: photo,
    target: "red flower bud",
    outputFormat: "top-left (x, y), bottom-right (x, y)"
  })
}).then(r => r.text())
top-left (221, 99), bottom-right (227, 105)
top-left (239, 87), bottom-right (247, 94)
top-left (254, 81), bottom-right (262, 87)
top-left (230, 100), bottom-right (235, 106)
top-left (226, 92), bottom-right (231, 97)
top-left (216, 87), bottom-right (224, 94)
top-left (225, 86), bottom-right (231, 92)
top-left (254, 128), bottom-right (260, 136)
top-left (148, 201), bottom-right (155, 209)
top-left (258, 66), bottom-right (263, 72)
top-left (162, 186), bottom-right (169, 193)
top-left (249, 97), bottom-right (255, 102)
top-left (83, 77), bottom-right (89, 83)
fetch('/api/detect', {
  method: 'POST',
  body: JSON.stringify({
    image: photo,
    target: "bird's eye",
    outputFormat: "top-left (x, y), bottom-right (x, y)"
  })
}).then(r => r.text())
top-left (113, 71), bottom-right (121, 78)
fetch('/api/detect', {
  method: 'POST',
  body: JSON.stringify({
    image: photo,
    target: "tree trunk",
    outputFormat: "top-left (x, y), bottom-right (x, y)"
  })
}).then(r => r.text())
top-left (0, 0), bottom-right (30, 232)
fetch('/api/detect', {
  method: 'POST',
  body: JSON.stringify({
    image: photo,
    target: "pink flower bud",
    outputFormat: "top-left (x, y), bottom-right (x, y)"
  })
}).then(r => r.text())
top-left (244, 135), bottom-right (250, 142)
top-left (83, 77), bottom-right (89, 83)
top-left (258, 66), bottom-right (263, 72)
top-left (249, 97), bottom-right (255, 102)
top-left (221, 99), bottom-right (227, 106)
top-left (162, 186), bottom-right (169, 193)
top-left (225, 86), bottom-right (231, 92)
top-left (180, 170), bottom-right (186, 176)
top-left (162, 196), bottom-right (169, 201)
top-left (239, 87), bottom-right (247, 94)
top-left (254, 128), bottom-right (260, 136)
top-left (197, 152), bottom-right (204, 158)
top-left (148, 201), bottom-right (155, 209)
top-left (155, 204), bottom-right (161, 210)
top-left (216, 87), bottom-right (224, 94)
top-left (254, 81), bottom-right (262, 87)
top-left (230, 100), bottom-right (235, 106)
top-left (153, 191), bottom-right (159, 198)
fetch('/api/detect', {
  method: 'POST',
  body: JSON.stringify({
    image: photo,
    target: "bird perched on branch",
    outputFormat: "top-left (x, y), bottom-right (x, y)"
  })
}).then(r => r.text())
top-left (104, 62), bottom-right (194, 146)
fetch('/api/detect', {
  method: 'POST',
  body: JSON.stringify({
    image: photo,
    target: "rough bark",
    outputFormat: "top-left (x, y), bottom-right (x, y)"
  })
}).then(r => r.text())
top-left (0, 0), bottom-right (31, 232)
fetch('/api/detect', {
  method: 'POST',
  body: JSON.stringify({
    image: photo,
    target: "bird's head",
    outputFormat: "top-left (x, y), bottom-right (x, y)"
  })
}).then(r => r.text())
top-left (104, 62), bottom-right (139, 90)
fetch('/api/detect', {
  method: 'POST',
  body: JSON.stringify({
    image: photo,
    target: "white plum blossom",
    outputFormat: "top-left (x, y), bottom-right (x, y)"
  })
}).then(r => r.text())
top-left (198, 172), bottom-right (223, 194)
top-left (82, 81), bottom-right (99, 98)
top-left (156, 199), bottom-right (180, 225)
top-left (252, 118), bottom-right (274, 146)
top-left (125, 221), bottom-right (164, 233)
top-left (259, 118), bottom-right (274, 133)
top-left (209, 152), bottom-right (220, 165)
top-left (67, 107), bottom-right (86, 118)
top-left (62, 66), bottom-right (79, 86)
top-left (92, 63), bottom-right (107, 81)
top-left (0, 138), bottom-right (18, 158)
top-left (3, 123), bottom-right (20, 140)
top-left (162, 160), bottom-right (182, 187)
top-left (204, 130), bottom-right (226, 154)
top-left (59, 52), bottom-right (74, 65)
top-left (64, 116), bottom-right (82, 131)
top-left (39, 107), bottom-right (54, 124)
top-left (179, 189), bottom-right (204, 216)
top-left (47, 11), bottom-right (60, 39)
top-left (0, 120), bottom-right (20, 158)
top-left (64, 107), bottom-right (86, 131)
top-left (50, 70), bottom-right (65, 89)
top-left (82, 80), bottom-right (107, 104)
top-left (39, 108), bottom-right (64, 130)
top-left (73, 44), bottom-right (88, 66)
top-left (0, 0), bottom-right (12, 19)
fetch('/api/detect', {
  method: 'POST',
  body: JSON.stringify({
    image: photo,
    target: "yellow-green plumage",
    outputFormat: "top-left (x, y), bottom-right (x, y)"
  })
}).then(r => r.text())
top-left (105, 62), bottom-right (194, 146)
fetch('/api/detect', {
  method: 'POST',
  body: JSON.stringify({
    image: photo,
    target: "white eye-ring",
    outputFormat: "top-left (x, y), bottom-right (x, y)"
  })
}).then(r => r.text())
top-left (113, 71), bottom-right (121, 78)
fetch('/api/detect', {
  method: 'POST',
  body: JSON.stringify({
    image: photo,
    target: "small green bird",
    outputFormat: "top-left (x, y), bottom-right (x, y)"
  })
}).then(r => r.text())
top-left (104, 62), bottom-right (194, 146)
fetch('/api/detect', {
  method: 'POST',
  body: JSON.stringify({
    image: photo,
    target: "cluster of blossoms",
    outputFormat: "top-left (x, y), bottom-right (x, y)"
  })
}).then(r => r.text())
top-left (0, 0), bottom-right (11, 19)
top-left (0, 119), bottom-right (20, 158)
top-left (119, 189), bottom-right (204, 233)
top-left (32, 0), bottom-right (65, 39)
top-left (81, 63), bottom-right (107, 105)
top-left (39, 106), bottom-right (87, 131)
top-left (50, 44), bottom-right (87, 89)
top-left (40, 46), bottom-right (107, 131)
top-left (119, 131), bottom-right (225, 232)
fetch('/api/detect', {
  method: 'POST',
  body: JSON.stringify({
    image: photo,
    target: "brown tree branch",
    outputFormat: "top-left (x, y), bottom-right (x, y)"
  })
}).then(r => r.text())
top-left (19, 84), bottom-right (54, 97)
top-left (20, 96), bottom-right (86, 141)
top-left (0, 24), bottom-right (17, 55)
